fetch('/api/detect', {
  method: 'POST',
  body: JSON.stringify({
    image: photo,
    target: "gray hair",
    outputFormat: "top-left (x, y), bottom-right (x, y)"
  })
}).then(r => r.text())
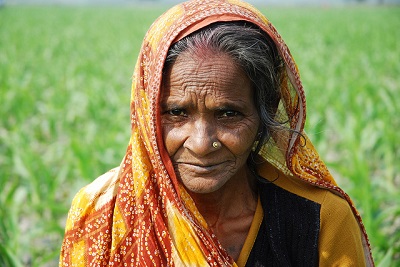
top-left (164, 21), bottom-right (284, 155)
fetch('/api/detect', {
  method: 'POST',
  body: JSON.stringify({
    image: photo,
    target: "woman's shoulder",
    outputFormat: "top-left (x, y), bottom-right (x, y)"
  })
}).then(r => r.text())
top-left (257, 163), bottom-right (367, 266)
top-left (64, 167), bottom-right (120, 232)
top-left (257, 161), bottom-right (345, 208)
top-left (80, 167), bottom-right (120, 198)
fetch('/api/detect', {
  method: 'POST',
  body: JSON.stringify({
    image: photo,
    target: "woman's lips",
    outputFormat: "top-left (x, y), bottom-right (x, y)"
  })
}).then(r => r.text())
top-left (177, 162), bottom-right (226, 174)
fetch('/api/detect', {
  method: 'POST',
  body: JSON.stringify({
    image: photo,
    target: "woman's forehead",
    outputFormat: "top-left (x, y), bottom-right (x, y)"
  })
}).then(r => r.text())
top-left (161, 52), bottom-right (253, 103)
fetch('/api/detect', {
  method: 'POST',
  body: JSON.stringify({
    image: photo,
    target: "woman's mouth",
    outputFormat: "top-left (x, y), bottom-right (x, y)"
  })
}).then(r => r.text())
top-left (177, 162), bottom-right (226, 174)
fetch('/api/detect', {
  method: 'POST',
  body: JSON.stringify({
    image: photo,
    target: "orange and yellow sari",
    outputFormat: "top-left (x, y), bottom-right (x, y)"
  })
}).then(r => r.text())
top-left (59, 0), bottom-right (374, 266)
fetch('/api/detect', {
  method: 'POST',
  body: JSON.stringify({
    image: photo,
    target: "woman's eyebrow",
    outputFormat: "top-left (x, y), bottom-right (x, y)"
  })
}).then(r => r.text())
top-left (213, 99), bottom-right (248, 109)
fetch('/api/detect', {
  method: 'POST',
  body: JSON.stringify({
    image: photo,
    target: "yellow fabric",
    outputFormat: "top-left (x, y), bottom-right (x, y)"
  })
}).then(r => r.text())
top-left (319, 191), bottom-right (367, 266)
top-left (167, 203), bottom-right (208, 266)
top-left (59, 0), bottom-right (374, 266)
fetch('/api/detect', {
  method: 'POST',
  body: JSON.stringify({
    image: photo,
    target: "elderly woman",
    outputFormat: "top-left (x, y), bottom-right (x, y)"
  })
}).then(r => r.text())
top-left (60, 0), bottom-right (374, 266)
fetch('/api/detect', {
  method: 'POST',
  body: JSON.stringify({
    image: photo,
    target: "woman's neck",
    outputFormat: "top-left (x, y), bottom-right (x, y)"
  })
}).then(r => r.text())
top-left (189, 167), bottom-right (258, 228)
top-left (189, 167), bottom-right (258, 261)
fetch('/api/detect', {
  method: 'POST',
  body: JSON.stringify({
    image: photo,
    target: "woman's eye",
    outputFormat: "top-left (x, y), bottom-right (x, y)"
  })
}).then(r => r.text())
top-left (168, 109), bottom-right (186, 116)
top-left (221, 110), bottom-right (239, 117)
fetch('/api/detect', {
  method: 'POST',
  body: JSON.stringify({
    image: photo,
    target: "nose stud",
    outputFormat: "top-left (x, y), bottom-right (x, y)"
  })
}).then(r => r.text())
top-left (212, 141), bottom-right (221, 149)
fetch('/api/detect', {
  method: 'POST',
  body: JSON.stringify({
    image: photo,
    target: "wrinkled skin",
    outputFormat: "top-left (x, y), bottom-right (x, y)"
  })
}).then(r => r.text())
top-left (161, 51), bottom-right (260, 195)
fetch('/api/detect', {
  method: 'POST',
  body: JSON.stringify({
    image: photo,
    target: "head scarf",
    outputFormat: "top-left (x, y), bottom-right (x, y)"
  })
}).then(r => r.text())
top-left (60, 0), bottom-right (373, 266)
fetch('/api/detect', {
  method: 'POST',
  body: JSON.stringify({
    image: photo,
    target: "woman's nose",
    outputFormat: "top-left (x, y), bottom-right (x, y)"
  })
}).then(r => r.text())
top-left (183, 119), bottom-right (217, 156)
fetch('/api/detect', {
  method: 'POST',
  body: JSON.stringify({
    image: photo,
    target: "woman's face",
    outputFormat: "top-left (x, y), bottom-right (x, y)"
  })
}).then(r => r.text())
top-left (161, 51), bottom-right (260, 194)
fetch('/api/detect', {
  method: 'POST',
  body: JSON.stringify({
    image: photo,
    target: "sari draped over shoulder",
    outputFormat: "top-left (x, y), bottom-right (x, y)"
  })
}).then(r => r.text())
top-left (59, 0), bottom-right (374, 266)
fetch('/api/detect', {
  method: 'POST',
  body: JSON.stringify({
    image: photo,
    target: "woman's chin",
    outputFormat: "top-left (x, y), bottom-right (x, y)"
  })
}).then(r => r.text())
top-left (182, 178), bottom-right (227, 195)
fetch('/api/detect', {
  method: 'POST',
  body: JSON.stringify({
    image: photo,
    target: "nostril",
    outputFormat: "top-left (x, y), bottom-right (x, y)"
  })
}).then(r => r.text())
top-left (181, 118), bottom-right (218, 156)
top-left (183, 135), bottom-right (217, 156)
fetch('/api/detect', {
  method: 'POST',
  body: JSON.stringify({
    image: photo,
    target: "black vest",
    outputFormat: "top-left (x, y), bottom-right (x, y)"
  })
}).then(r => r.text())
top-left (246, 181), bottom-right (321, 267)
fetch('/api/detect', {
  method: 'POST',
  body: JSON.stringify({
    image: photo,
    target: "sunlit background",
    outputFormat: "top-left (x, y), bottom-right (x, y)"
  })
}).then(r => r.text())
top-left (1, 0), bottom-right (399, 266)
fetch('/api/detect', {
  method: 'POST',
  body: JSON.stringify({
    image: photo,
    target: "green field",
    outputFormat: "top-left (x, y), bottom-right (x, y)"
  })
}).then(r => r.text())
top-left (0, 4), bottom-right (399, 266)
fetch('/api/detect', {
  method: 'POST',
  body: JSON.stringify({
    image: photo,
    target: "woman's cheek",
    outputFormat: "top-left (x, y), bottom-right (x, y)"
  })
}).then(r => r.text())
top-left (162, 125), bottom-right (184, 156)
top-left (221, 122), bottom-right (259, 154)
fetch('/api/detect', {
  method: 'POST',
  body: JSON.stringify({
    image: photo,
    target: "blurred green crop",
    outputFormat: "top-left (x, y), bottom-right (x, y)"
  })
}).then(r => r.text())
top-left (0, 4), bottom-right (399, 267)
